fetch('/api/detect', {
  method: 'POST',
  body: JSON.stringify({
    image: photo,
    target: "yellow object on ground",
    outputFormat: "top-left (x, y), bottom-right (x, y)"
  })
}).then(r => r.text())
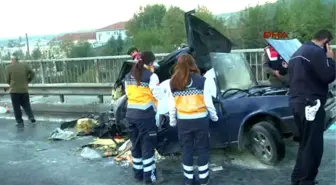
top-left (90, 138), bottom-right (117, 148)
top-left (75, 118), bottom-right (98, 133)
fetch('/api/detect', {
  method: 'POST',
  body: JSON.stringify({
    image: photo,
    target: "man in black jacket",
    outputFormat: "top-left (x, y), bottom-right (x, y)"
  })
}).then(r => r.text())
top-left (288, 29), bottom-right (335, 185)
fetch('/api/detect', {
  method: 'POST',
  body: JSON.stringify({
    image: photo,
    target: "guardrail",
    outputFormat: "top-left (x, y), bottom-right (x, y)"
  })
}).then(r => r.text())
top-left (0, 47), bottom-right (335, 103)
top-left (0, 46), bottom-right (335, 85)
top-left (0, 83), bottom-right (114, 103)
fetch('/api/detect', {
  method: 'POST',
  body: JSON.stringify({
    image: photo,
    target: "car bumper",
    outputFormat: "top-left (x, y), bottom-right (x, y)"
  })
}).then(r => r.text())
top-left (324, 97), bottom-right (336, 131)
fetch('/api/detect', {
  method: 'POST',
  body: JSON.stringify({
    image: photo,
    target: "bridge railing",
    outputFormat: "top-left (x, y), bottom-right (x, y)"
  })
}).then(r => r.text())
top-left (0, 55), bottom-right (166, 84)
top-left (0, 46), bottom-right (335, 85)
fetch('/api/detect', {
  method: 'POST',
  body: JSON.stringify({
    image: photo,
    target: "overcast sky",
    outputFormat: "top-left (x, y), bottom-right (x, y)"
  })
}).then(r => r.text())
top-left (0, 0), bottom-right (276, 39)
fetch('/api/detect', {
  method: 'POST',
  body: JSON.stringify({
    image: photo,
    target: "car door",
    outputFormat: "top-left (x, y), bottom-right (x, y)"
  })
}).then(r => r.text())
top-left (209, 97), bottom-right (230, 148)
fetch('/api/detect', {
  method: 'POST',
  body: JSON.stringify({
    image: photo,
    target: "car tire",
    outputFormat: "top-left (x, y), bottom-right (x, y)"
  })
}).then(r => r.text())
top-left (247, 121), bottom-right (285, 166)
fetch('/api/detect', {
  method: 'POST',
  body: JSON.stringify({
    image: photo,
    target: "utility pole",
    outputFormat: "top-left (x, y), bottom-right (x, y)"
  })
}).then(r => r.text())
top-left (25, 33), bottom-right (31, 59)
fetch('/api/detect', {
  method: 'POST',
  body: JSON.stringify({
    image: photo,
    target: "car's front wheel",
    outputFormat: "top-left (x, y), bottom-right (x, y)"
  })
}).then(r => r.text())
top-left (247, 121), bottom-right (285, 166)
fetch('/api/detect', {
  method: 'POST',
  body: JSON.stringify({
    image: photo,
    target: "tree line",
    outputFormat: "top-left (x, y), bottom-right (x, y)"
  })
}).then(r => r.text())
top-left (125, 0), bottom-right (335, 51)
top-left (3, 0), bottom-right (335, 60)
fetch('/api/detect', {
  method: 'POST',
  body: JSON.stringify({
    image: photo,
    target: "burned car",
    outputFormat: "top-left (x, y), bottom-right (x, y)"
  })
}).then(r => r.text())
top-left (110, 11), bottom-right (336, 165)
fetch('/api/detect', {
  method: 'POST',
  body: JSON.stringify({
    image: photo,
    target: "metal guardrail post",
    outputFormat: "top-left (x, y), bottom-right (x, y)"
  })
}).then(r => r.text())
top-left (94, 59), bottom-right (100, 83)
top-left (39, 61), bottom-right (45, 84)
top-left (94, 59), bottom-right (104, 103)
top-left (60, 95), bottom-right (65, 103)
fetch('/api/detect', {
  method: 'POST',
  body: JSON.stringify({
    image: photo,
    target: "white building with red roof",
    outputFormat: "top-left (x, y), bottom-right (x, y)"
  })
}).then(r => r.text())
top-left (96, 21), bottom-right (127, 44)
top-left (51, 31), bottom-right (97, 44)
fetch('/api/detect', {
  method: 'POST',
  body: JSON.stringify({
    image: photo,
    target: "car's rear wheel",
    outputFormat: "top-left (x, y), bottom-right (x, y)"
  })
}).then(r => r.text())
top-left (247, 121), bottom-right (285, 166)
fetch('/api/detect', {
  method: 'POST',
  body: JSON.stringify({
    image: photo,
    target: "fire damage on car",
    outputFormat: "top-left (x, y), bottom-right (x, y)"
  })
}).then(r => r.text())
top-left (56, 10), bottom-right (336, 166)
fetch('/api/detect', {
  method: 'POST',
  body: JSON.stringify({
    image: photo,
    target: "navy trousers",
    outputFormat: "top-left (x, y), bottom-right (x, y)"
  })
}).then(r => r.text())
top-left (290, 103), bottom-right (325, 185)
top-left (177, 118), bottom-right (210, 185)
top-left (127, 117), bottom-right (157, 183)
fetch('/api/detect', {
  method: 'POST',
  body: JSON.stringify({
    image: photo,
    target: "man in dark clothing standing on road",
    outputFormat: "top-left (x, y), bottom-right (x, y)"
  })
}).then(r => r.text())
top-left (288, 29), bottom-right (335, 185)
top-left (6, 55), bottom-right (36, 126)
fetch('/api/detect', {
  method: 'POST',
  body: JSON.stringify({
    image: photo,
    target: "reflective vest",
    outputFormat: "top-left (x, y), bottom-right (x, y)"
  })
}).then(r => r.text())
top-left (265, 46), bottom-right (279, 62)
top-left (125, 68), bottom-right (157, 119)
top-left (171, 73), bottom-right (208, 120)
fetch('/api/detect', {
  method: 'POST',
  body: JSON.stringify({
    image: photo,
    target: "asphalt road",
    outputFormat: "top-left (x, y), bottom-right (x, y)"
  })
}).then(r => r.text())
top-left (0, 119), bottom-right (335, 185)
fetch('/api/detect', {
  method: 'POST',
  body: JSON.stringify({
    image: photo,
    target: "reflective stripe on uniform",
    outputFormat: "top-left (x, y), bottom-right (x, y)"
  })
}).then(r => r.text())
top-left (182, 164), bottom-right (194, 171)
top-left (184, 172), bottom-right (194, 179)
top-left (198, 163), bottom-right (209, 171)
top-left (133, 164), bottom-right (143, 170)
top-left (132, 157), bottom-right (143, 170)
top-left (198, 163), bottom-right (209, 179)
top-left (177, 111), bottom-right (208, 120)
top-left (144, 164), bottom-right (156, 172)
top-left (199, 171), bottom-right (209, 179)
top-left (143, 156), bottom-right (154, 165)
top-left (132, 157), bottom-right (142, 163)
top-left (183, 164), bottom-right (194, 179)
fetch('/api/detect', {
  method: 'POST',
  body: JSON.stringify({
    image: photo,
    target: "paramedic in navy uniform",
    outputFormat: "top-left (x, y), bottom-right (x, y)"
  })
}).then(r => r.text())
top-left (288, 29), bottom-right (335, 185)
top-left (167, 54), bottom-right (218, 185)
top-left (124, 51), bottom-right (162, 184)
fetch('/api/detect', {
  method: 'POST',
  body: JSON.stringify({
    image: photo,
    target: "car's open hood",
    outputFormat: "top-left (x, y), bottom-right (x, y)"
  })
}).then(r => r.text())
top-left (113, 10), bottom-right (233, 87)
top-left (266, 39), bottom-right (302, 62)
top-left (185, 11), bottom-right (233, 70)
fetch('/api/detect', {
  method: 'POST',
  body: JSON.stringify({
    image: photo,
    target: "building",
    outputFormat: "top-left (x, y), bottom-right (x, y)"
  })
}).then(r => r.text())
top-left (51, 32), bottom-right (97, 44)
top-left (96, 21), bottom-right (127, 44)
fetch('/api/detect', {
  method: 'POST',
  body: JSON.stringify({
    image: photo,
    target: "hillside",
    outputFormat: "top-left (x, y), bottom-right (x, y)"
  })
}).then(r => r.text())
top-left (216, 0), bottom-right (334, 27)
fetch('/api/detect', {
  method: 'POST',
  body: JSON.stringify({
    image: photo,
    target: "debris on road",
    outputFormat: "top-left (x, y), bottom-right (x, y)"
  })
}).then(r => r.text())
top-left (75, 118), bottom-right (98, 134)
top-left (211, 166), bottom-right (224, 172)
top-left (0, 106), bottom-right (10, 114)
top-left (50, 112), bottom-right (167, 166)
top-left (80, 147), bottom-right (102, 160)
top-left (49, 128), bottom-right (77, 140)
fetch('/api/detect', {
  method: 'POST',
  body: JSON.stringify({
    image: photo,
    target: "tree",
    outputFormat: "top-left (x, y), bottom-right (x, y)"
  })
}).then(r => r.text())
top-left (116, 34), bottom-right (124, 55)
top-left (31, 48), bottom-right (42, 60)
top-left (68, 41), bottom-right (94, 58)
top-left (126, 4), bottom-right (234, 52)
top-left (131, 29), bottom-right (163, 52)
top-left (195, 6), bottom-right (228, 35)
top-left (285, 0), bottom-right (330, 42)
top-left (101, 34), bottom-right (125, 56)
top-left (126, 4), bottom-right (167, 51)
top-left (161, 6), bottom-right (186, 51)
top-left (273, 0), bottom-right (290, 32)
top-left (7, 40), bottom-right (16, 48)
top-left (238, 4), bottom-right (272, 48)
top-left (59, 40), bottom-right (75, 57)
top-left (329, 2), bottom-right (336, 44)
top-left (12, 50), bottom-right (25, 60)
top-left (126, 4), bottom-right (167, 36)
top-left (1, 52), bottom-right (10, 60)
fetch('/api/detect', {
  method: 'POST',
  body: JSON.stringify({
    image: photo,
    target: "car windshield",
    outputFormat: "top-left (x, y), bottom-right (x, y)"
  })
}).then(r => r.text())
top-left (210, 52), bottom-right (257, 93)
